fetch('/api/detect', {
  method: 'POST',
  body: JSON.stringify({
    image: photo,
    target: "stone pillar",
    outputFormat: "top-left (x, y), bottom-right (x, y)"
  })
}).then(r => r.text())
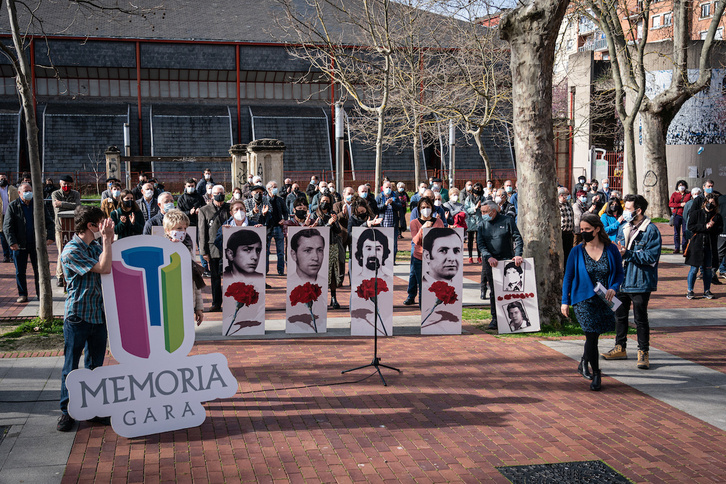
top-left (229, 144), bottom-right (248, 190)
top-left (246, 139), bottom-right (286, 186)
top-left (105, 146), bottom-right (122, 184)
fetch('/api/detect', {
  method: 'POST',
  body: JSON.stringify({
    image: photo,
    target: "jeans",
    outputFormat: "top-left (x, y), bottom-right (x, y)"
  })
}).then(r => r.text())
top-left (266, 226), bottom-right (285, 275)
top-left (687, 244), bottom-right (712, 292)
top-left (60, 317), bottom-right (108, 415)
top-left (406, 255), bottom-right (418, 301)
top-left (614, 292), bottom-right (651, 352)
top-left (210, 257), bottom-right (223, 308)
top-left (0, 232), bottom-right (9, 260)
top-left (481, 263), bottom-right (497, 323)
top-left (672, 214), bottom-right (684, 251)
top-left (12, 247), bottom-right (39, 297)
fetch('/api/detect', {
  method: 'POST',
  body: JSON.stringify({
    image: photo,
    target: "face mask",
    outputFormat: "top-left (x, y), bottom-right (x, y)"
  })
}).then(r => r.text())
top-left (295, 209), bottom-right (307, 219)
top-left (578, 178), bottom-right (586, 185)
top-left (123, 199), bottom-right (134, 208)
top-left (706, 202), bottom-right (715, 211)
top-left (418, 188), bottom-right (425, 195)
top-left (474, 189), bottom-right (482, 196)
top-left (233, 210), bottom-right (245, 222)
top-left (186, 186), bottom-right (195, 194)
top-left (144, 189), bottom-right (154, 199)
top-left (253, 192), bottom-right (263, 202)
top-left (581, 231), bottom-right (595, 243)
top-left (495, 196), bottom-right (503, 205)
top-left (0, 179), bottom-right (7, 187)
top-left (432, 185), bottom-right (441, 192)
top-left (434, 200), bottom-right (442, 207)
top-left (481, 214), bottom-right (491, 222)
top-left (170, 230), bottom-right (186, 242)
top-left (603, 184), bottom-right (608, 189)
top-left (623, 210), bottom-right (635, 222)
top-left (271, 187), bottom-right (278, 196)
top-left (320, 202), bottom-right (330, 211)
top-left (398, 187), bottom-right (404, 192)
top-left (678, 185), bottom-right (686, 192)
top-left (22, 191), bottom-right (33, 201)
top-left (94, 229), bottom-right (103, 240)
top-left (248, 177), bottom-right (254, 183)
top-left (359, 192), bottom-right (367, 198)
top-left (705, 187), bottom-right (713, 194)
top-left (450, 195), bottom-right (458, 203)
top-left (579, 196), bottom-right (588, 203)
top-left (420, 208), bottom-right (432, 218)
top-left (345, 194), bottom-right (353, 202)
top-left (384, 188), bottom-right (391, 196)
top-left (204, 174), bottom-right (211, 180)
top-left (487, 183), bottom-right (493, 189)
top-left (505, 186), bottom-right (513, 193)
top-left (62, 185), bottom-right (70, 192)
top-left (206, 187), bottom-right (213, 194)
top-left (285, 184), bottom-right (292, 189)
top-left (466, 185), bottom-right (472, 191)
top-left (213, 193), bottom-right (225, 203)
top-left (112, 190), bottom-right (120, 198)
top-left (163, 202), bottom-right (175, 212)
top-left (233, 192), bottom-right (241, 200)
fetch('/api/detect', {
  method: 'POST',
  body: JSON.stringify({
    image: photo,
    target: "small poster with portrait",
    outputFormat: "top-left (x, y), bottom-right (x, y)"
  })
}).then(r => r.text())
top-left (350, 227), bottom-right (394, 337)
top-left (420, 227), bottom-right (464, 335)
top-left (221, 226), bottom-right (266, 336)
top-left (151, 226), bottom-right (197, 254)
top-left (491, 257), bottom-right (540, 334)
top-left (286, 226), bottom-right (330, 333)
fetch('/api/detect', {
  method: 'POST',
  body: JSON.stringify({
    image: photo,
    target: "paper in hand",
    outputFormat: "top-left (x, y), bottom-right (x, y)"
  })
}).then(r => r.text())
top-left (594, 282), bottom-right (622, 312)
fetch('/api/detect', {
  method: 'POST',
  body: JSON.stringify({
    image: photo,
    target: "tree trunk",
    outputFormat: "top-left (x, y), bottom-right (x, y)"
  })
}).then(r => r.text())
top-left (6, 0), bottom-right (53, 321)
top-left (500, 0), bottom-right (569, 322)
top-left (640, 109), bottom-right (672, 218)
top-left (622, 115), bottom-right (638, 195)
top-left (471, 127), bottom-right (492, 181)
top-left (374, 108), bottom-right (384, 192)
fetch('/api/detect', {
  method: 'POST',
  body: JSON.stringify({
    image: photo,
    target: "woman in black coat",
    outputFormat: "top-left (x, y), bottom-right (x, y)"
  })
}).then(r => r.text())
top-left (685, 193), bottom-right (722, 299)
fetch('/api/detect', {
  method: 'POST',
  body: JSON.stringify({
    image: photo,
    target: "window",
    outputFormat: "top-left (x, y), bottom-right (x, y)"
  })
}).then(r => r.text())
top-left (701, 30), bottom-right (709, 40)
top-left (652, 15), bottom-right (661, 28)
top-left (701, 3), bottom-right (711, 18)
top-left (663, 12), bottom-right (672, 26)
top-left (717, 27), bottom-right (724, 40)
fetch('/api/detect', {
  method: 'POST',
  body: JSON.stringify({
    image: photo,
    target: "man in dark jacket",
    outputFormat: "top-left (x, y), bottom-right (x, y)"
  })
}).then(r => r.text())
top-left (177, 178), bottom-right (205, 227)
top-left (136, 182), bottom-right (159, 222)
top-left (265, 180), bottom-right (288, 276)
top-left (477, 201), bottom-right (523, 330)
top-left (198, 184), bottom-right (230, 312)
top-left (195, 168), bottom-right (214, 198)
top-left (131, 173), bottom-right (148, 200)
top-left (2, 183), bottom-right (55, 302)
top-left (604, 194), bottom-right (662, 370)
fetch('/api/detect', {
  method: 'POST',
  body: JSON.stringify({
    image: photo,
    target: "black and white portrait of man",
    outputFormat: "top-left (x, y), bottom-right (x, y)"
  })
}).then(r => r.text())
top-left (353, 228), bottom-right (392, 279)
top-left (506, 301), bottom-right (531, 332)
top-left (289, 228), bottom-right (326, 284)
top-left (422, 228), bottom-right (462, 283)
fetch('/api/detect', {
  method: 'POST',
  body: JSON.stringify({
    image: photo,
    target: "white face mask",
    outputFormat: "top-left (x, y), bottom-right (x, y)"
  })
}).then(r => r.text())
top-left (421, 208), bottom-right (432, 218)
top-left (233, 192), bottom-right (241, 200)
top-left (494, 196), bottom-right (503, 205)
top-left (450, 195), bottom-right (458, 203)
top-left (233, 210), bottom-right (245, 222)
top-left (94, 229), bottom-right (102, 240)
top-left (398, 187), bottom-right (404, 192)
top-left (678, 185), bottom-right (686, 192)
top-left (170, 230), bottom-right (186, 242)
top-left (206, 187), bottom-right (213, 194)
top-left (185, 186), bottom-right (195, 194)
top-left (204, 174), bottom-right (211, 180)
top-left (163, 202), bottom-right (175, 212)
top-left (111, 190), bottom-right (120, 198)
top-left (434, 200), bottom-right (442, 207)
top-left (418, 188), bottom-right (425, 195)
top-left (466, 185), bottom-right (472, 191)
top-left (144, 189), bottom-right (154, 199)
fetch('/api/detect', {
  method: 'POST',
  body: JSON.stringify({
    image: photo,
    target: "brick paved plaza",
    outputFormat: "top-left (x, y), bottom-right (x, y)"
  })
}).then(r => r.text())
top-left (1, 223), bottom-right (725, 482)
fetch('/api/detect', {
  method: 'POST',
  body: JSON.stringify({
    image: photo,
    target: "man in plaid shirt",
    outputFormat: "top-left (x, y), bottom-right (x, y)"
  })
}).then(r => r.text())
top-left (57, 206), bottom-right (114, 432)
top-left (558, 187), bottom-right (574, 264)
top-left (376, 180), bottom-right (402, 258)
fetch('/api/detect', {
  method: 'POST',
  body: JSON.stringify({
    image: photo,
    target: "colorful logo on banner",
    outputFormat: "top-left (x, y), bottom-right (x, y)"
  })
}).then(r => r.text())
top-left (65, 236), bottom-right (238, 438)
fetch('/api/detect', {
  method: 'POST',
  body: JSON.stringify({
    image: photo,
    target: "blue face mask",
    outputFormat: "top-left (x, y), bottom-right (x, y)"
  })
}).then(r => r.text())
top-left (705, 187), bottom-right (713, 194)
top-left (345, 194), bottom-right (353, 202)
top-left (481, 214), bottom-right (492, 223)
top-left (384, 188), bottom-right (391, 196)
top-left (22, 191), bottom-right (33, 201)
top-left (271, 187), bottom-right (278, 196)
top-left (566, 194), bottom-right (571, 201)
top-left (623, 210), bottom-right (635, 222)
top-left (163, 202), bottom-right (175, 212)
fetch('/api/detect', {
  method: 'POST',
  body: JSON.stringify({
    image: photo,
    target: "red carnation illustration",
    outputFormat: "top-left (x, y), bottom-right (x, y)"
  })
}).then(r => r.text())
top-left (224, 282), bottom-right (260, 336)
top-left (290, 282), bottom-right (323, 332)
top-left (421, 281), bottom-right (459, 329)
top-left (355, 278), bottom-right (389, 336)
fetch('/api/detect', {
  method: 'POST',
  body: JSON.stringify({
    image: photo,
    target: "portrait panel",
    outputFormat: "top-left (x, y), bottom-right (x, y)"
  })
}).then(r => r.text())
top-left (222, 226), bottom-right (266, 336)
top-left (492, 257), bottom-right (540, 334)
top-left (286, 226), bottom-right (329, 333)
top-left (421, 227), bottom-right (464, 334)
top-left (350, 227), bottom-right (394, 337)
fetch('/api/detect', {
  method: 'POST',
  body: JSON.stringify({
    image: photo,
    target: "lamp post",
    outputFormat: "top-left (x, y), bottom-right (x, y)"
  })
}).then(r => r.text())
top-left (335, 103), bottom-right (345, 194)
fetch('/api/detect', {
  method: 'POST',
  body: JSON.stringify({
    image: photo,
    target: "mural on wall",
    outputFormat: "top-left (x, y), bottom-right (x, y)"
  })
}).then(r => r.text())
top-left (641, 69), bottom-right (726, 145)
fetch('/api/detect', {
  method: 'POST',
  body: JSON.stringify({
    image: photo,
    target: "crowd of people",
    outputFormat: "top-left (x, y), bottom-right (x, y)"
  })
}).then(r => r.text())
top-left (1, 169), bottom-right (720, 427)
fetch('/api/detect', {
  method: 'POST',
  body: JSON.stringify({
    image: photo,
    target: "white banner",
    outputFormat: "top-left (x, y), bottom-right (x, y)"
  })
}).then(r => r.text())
top-left (491, 257), bottom-right (540, 333)
top-left (350, 227), bottom-right (394, 337)
top-left (421, 227), bottom-right (463, 334)
top-left (286, 226), bottom-right (329, 333)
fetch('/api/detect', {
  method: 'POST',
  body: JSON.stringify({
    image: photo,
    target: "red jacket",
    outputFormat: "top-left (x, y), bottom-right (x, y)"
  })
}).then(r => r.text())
top-left (669, 191), bottom-right (691, 217)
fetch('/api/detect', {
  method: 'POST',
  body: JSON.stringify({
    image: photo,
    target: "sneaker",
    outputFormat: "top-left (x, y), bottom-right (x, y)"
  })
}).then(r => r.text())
top-left (704, 290), bottom-right (714, 299)
top-left (686, 291), bottom-right (695, 300)
top-left (16, 296), bottom-right (28, 303)
top-left (601, 344), bottom-right (627, 360)
top-left (57, 414), bottom-right (75, 432)
top-left (477, 257), bottom-right (482, 264)
top-left (637, 350), bottom-right (650, 369)
top-left (468, 258), bottom-right (474, 264)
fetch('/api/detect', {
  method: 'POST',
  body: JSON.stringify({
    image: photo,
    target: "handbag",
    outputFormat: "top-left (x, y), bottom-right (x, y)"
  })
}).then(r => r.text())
top-left (669, 214), bottom-right (674, 226)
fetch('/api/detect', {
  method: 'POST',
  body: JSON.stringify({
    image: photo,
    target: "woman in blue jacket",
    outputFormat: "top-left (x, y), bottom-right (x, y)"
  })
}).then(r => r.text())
top-left (600, 198), bottom-right (624, 241)
top-left (562, 213), bottom-right (624, 391)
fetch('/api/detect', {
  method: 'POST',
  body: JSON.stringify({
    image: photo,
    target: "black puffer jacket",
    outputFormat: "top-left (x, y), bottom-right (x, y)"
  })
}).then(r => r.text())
top-left (2, 198), bottom-right (55, 249)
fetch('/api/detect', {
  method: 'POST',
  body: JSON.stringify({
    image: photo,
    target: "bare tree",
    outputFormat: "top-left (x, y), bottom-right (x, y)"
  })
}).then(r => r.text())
top-left (278, 0), bottom-right (401, 192)
top-left (500, 0), bottom-right (570, 321)
top-left (0, 0), bottom-right (156, 321)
